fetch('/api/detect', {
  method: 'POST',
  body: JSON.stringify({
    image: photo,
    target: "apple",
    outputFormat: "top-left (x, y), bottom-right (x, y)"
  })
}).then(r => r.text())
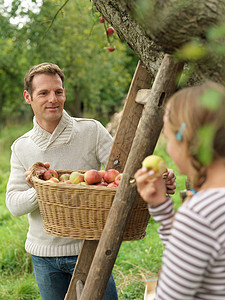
top-left (47, 177), bottom-right (59, 183)
top-left (79, 182), bottom-right (88, 186)
top-left (95, 182), bottom-right (108, 187)
top-left (107, 27), bottom-right (115, 35)
top-left (142, 155), bottom-right (167, 178)
top-left (98, 170), bottom-right (105, 178)
top-left (62, 180), bottom-right (74, 184)
top-left (70, 171), bottom-right (84, 184)
top-left (59, 173), bottom-right (70, 181)
top-left (107, 46), bottom-right (116, 52)
top-left (115, 173), bottom-right (123, 186)
top-left (107, 182), bottom-right (118, 188)
top-left (103, 169), bottom-right (120, 183)
top-left (99, 16), bottom-right (105, 23)
top-left (84, 169), bottom-right (102, 185)
top-left (43, 169), bottom-right (58, 180)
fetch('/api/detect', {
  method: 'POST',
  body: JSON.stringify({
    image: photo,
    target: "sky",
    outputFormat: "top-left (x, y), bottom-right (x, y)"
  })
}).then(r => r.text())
top-left (1, 0), bottom-right (42, 27)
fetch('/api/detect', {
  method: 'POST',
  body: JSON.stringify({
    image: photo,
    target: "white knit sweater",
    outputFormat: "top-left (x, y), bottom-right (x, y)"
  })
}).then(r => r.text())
top-left (6, 110), bottom-right (113, 257)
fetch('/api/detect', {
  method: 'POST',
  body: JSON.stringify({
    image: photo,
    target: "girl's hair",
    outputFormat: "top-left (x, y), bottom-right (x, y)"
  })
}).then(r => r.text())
top-left (24, 62), bottom-right (65, 95)
top-left (166, 81), bottom-right (225, 189)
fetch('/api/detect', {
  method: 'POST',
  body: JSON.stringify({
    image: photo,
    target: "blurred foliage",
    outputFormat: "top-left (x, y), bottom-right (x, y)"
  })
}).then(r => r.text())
top-left (196, 124), bottom-right (215, 166)
top-left (200, 87), bottom-right (223, 111)
top-left (0, 0), bottom-right (138, 126)
top-left (175, 21), bottom-right (225, 87)
top-left (197, 87), bottom-right (223, 166)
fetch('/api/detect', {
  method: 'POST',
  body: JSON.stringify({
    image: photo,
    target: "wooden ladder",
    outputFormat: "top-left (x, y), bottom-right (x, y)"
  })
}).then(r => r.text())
top-left (65, 54), bottom-right (183, 300)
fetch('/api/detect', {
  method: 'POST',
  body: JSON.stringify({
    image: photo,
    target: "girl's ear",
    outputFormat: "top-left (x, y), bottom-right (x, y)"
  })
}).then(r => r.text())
top-left (24, 90), bottom-right (32, 104)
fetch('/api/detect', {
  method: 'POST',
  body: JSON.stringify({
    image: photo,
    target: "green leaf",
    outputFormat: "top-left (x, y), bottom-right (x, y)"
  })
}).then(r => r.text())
top-left (199, 88), bottom-right (222, 111)
top-left (175, 41), bottom-right (207, 61)
top-left (207, 23), bottom-right (225, 41)
top-left (196, 125), bottom-right (215, 166)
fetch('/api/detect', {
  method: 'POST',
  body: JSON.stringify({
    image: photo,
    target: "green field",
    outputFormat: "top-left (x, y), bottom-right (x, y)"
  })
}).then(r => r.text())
top-left (0, 124), bottom-right (186, 299)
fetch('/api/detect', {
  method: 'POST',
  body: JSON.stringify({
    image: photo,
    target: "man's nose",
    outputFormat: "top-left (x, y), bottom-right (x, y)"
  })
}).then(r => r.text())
top-left (49, 91), bottom-right (57, 103)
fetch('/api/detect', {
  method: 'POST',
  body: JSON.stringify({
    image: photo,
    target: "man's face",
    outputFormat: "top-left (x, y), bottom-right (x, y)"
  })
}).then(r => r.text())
top-left (24, 73), bottom-right (66, 132)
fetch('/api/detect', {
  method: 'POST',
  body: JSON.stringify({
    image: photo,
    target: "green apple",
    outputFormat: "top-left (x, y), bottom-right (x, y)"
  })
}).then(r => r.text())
top-left (70, 171), bottom-right (84, 184)
top-left (59, 173), bottom-right (70, 181)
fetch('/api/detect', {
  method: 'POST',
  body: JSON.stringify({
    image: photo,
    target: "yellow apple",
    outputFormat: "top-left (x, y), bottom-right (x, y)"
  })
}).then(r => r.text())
top-left (142, 155), bottom-right (167, 178)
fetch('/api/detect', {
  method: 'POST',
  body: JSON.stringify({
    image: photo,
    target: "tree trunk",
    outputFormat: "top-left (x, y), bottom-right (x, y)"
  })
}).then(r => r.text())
top-left (93, 0), bottom-right (225, 84)
top-left (65, 86), bottom-right (83, 117)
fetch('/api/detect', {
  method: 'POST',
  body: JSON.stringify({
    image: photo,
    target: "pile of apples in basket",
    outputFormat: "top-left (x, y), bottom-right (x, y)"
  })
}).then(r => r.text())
top-left (42, 155), bottom-right (167, 188)
top-left (43, 168), bottom-right (122, 188)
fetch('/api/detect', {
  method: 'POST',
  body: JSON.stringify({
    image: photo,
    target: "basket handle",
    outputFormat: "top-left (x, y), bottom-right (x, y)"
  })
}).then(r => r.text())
top-left (29, 162), bottom-right (48, 183)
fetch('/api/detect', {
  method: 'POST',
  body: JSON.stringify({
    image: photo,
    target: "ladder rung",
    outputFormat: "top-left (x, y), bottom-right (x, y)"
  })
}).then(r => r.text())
top-left (135, 89), bottom-right (151, 105)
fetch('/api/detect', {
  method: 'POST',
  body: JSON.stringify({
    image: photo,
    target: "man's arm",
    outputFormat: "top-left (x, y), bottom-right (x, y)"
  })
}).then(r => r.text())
top-left (6, 150), bottom-right (38, 217)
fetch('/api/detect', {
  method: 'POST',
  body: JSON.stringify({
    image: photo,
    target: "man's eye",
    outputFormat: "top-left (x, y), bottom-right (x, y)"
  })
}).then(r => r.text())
top-left (56, 90), bottom-right (63, 95)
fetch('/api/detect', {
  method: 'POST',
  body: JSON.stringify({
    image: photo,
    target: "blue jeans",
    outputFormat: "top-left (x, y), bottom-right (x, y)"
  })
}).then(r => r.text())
top-left (31, 255), bottom-right (118, 300)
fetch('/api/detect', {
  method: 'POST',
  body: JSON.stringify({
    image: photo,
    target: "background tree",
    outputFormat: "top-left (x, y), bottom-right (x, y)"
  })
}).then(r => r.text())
top-left (0, 0), bottom-right (137, 126)
top-left (0, 13), bottom-right (26, 125)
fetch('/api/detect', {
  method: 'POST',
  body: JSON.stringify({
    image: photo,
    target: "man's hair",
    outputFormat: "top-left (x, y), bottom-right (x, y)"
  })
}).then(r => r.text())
top-left (24, 62), bottom-right (65, 95)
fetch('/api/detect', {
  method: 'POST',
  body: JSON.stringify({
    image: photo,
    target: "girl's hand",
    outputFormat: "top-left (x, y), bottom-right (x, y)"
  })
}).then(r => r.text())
top-left (134, 168), bottom-right (167, 207)
top-left (165, 169), bottom-right (176, 195)
top-left (134, 168), bottom-right (176, 207)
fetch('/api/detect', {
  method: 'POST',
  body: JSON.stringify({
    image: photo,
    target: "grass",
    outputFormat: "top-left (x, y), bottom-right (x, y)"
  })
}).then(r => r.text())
top-left (0, 124), bottom-right (186, 299)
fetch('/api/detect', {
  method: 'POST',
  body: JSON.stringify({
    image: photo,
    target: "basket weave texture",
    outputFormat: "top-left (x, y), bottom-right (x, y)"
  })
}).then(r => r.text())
top-left (31, 162), bottom-right (150, 241)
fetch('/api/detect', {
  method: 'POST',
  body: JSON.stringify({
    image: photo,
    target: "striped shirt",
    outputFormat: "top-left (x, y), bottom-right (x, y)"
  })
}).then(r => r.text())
top-left (149, 188), bottom-right (225, 299)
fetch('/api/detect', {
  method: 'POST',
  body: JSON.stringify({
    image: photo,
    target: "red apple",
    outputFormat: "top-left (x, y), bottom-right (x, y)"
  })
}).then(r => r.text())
top-left (62, 180), bottom-right (74, 184)
top-left (43, 169), bottom-right (58, 180)
top-left (99, 16), bottom-right (105, 23)
top-left (107, 182), bottom-right (118, 188)
top-left (98, 170), bottom-right (105, 178)
top-left (115, 173), bottom-right (123, 186)
top-left (70, 171), bottom-right (84, 184)
top-left (59, 173), bottom-right (70, 181)
top-left (84, 170), bottom-right (102, 185)
top-left (95, 182), bottom-right (108, 187)
top-left (47, 177), bottom-right (59, 183)
top-left (103, 169), bottom-right (120, 183)
top-left (107, 46), bottom-right (116, 52)
top-left (107, 27), bottom-right (115, 35)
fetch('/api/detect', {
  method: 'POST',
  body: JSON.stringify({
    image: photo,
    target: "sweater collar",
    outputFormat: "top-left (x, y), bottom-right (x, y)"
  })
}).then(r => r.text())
top-left (31, 110), bottom-right (74, 150)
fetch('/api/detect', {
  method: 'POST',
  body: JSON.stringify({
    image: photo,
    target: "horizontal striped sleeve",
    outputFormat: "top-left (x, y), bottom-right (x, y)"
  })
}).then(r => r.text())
top-left (148, 197), bottom-right (176, 245)
top-left (155, 188), bottom-right (225, 300)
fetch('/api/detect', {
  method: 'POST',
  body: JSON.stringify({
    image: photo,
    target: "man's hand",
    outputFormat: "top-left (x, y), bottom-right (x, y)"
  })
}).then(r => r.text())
top-left (25, 162), bottom-right (50, 187)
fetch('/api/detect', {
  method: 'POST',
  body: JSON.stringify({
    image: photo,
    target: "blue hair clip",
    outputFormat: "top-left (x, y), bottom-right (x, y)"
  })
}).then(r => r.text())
top-left (176, 122), bottom-right (186, 141)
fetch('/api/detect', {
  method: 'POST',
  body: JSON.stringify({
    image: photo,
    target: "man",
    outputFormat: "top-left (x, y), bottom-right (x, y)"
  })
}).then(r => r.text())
top-left (6, 62), bottom-right (118, 300)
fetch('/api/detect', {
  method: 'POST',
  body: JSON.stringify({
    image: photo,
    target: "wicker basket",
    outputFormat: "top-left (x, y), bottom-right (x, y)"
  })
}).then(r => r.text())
top-left (30, 162), bottom-right (150, 241)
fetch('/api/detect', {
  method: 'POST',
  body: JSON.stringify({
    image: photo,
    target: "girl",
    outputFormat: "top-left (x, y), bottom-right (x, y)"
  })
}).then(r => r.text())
top-left (135, 81), bottom-right (225, 299)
